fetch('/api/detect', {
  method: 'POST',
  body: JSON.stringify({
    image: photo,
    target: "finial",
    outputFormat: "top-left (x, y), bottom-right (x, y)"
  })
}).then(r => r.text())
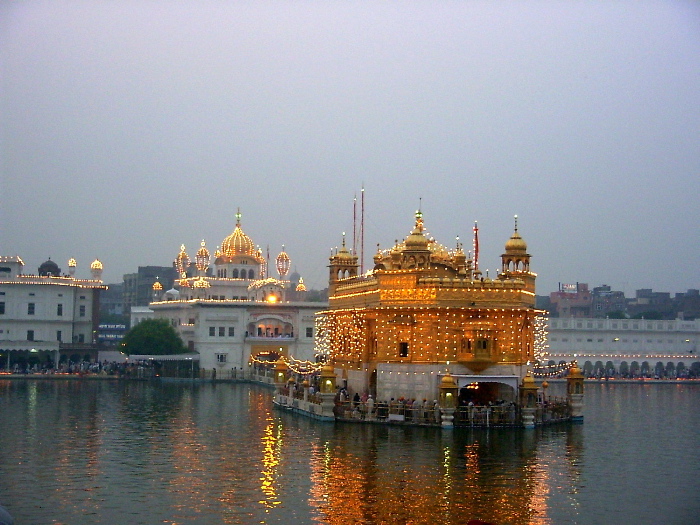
top-left (180, 244), bottom-right (186, 252)
top-left (201, 239), bottom-right (206, 247)
top-left (341, 232), bottom-right (346, 247)
top-left (514, 214), bottom-right (518, 232)
top-left (236, 208), bottom-right (242, 225)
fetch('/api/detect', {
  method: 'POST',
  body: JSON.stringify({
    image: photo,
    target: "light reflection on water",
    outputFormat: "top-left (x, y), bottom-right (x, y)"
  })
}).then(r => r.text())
top-left (0, 380), bottom-right (698, 524)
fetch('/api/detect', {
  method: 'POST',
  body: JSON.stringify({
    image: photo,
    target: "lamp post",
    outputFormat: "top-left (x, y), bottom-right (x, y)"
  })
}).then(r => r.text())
top-left (567, 361), bottom-right (585, 422)
top-left (520, 371), bottom-right (539, 428)
top-left (439, 372), bottom-right (458, 428)
top-left (319, 363), bottom-right (337, 420)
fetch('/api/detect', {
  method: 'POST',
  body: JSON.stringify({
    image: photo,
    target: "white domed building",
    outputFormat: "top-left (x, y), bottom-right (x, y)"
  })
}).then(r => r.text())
top-left (147, 211), bottom-right (326, 373)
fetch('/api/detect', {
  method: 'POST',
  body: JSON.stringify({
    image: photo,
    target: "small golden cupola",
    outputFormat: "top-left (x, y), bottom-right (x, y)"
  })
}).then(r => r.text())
top-left (501, 215), bottom-right (531, 274)
top-left (90, 258), bottom-right (103, 280)
top-left (328, 233), bottom-right (359, 294)
top-left (276, 246), bottom-right (291, 278)
top-left (175, 244), bottom-right (190, 278)
top-left (195, 240), bottom-right (210, 274)
top-left (400, 210), bottom-right (431, 269)
top-left (221, 210), bottom-right (256, 260)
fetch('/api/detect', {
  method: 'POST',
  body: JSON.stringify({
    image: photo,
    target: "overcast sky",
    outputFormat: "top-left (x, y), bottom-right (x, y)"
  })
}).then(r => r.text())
top-left (1, 1), bottom-right (698, 296)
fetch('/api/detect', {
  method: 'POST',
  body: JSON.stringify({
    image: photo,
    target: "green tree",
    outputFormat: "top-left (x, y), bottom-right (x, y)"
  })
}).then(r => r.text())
top-left (606, 310), bottom-right (628, 319)
top-left (120, 319), bottom-right (188, 355)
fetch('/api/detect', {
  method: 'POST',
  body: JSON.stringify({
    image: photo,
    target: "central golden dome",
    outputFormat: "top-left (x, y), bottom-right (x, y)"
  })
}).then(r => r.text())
top-left (222, 211), bottom-right (255, 258)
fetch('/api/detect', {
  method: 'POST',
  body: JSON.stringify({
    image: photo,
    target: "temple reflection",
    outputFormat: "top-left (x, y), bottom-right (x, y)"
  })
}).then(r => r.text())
top-left (307, 423), bottom-right (583, 525)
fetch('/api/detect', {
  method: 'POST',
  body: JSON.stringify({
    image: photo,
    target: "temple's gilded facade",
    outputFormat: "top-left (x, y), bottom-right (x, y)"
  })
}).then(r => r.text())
top-left (316, 211), bottom-right (545, 403)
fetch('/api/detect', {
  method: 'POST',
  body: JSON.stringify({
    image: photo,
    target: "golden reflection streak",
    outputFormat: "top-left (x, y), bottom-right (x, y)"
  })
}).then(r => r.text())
top-left (258, 418), bottom-right (283, 509)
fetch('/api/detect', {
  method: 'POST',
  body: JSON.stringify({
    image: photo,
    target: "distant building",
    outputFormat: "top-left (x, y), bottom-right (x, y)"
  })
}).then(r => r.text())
top-left (0, 255), bottom-right (106, 369)
top-left (545, 317), bottom-right (700, 377)
top-left (627, 288), bottom-right (674, 319)
top-left (591, 284), bottom-right (626, 317)
top-left (100, 282), bottom-right (124, 317)
top-left (549, 283), bottom-right (592, 318)
top-left (548, 283), bottom-right (698, 321)
top-left (122, 265), bottom-right (178, 314)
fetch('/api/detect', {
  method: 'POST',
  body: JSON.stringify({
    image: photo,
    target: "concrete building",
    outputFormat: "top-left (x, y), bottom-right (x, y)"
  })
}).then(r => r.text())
top-left (122, 265), bottom-right (178, 314)
top-left (0, 255), bottom-right (106, 369)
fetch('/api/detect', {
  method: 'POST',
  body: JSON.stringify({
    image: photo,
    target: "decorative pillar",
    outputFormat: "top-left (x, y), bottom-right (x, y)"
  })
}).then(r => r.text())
top-left (319, 363), bottom-right (338, 419)
top-left (439, 372), bottom-right (458, 428)
top-left (274, 358), bottom-right (289, 406)
top-left (567, 361), bottom-right (585, 422)
top-left (520, 371), bottom-right (539, 428)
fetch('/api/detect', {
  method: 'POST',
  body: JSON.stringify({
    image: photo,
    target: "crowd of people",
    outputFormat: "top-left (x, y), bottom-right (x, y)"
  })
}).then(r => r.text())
top-left (1, 359), bottom-right (156, 377)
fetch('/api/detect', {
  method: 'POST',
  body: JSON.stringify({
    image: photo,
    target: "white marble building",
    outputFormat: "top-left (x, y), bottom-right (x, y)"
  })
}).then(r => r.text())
top-left (0, 255), bottom-right (106, 368)
top-left (545, 317), bottom-right (700, 375)
top-left (145, 212), bottom-right (327, 372)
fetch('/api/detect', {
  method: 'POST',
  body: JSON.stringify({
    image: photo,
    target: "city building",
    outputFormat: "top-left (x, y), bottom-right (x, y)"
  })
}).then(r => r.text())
top-left (549, 283), bottom-right (592, 318)
top-left (545, 316), bottom-right (700, 377)
top-left (548, 282), bottom-right (699, 321)
top-left (122, 265), bottom-right (178, 315)
top-left (146, 211), bottom-right (327, 372)
top-left (316, 212), bottom-right (547, 404)
top-left (0, 255), bottom-right (107, 369)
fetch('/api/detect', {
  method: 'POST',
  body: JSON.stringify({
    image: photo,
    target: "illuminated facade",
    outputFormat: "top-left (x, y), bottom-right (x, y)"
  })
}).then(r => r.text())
top-left (0, 255), bottom-right (107, 368)
top-left (545, 317), bottom-right (700, 376)
top-left (317, 211), bottom-right (545, 403)
top-left (147, 211), bottom-right (326, 371)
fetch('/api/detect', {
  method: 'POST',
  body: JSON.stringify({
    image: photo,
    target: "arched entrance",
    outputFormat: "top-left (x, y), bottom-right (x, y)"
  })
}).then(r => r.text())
top-left (452, 375), bottom-right (519, 405)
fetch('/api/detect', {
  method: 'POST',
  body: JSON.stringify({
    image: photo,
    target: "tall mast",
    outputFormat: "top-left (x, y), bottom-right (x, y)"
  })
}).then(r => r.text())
top-left (353, 194), bottom-right (357, 258)
top-left (360, 185), bottom-right (365, 273)
top-left (473, 221), bottom-right (479, 271)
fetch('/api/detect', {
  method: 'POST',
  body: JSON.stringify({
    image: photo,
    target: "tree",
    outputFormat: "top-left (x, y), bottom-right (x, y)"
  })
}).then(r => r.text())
top-left (606, 310), bottom-right (628, 319)
top-left (120, 319), bottom-right (188, 355)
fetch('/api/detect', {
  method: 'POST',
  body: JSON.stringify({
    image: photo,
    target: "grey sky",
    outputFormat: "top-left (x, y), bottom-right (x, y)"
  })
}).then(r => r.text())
top-left (1, 1), bottom-right (698, 296)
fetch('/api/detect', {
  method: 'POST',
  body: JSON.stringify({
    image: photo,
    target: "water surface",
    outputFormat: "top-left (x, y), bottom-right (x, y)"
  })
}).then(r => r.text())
top-left (0, 380), bottom-right (697, 524)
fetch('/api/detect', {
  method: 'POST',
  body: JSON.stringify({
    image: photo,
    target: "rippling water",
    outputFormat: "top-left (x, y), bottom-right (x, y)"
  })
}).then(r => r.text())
top-left (0, 379), bottom-right (698, 524)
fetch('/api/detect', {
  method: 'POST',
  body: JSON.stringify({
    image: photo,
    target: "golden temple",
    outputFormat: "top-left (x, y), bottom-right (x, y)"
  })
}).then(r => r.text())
top-left (316, 210), bottom-right (545, 406)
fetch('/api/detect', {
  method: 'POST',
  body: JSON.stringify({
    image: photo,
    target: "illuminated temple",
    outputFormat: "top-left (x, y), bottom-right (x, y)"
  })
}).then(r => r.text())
top-left (315, 210), bottom-right (561, 409)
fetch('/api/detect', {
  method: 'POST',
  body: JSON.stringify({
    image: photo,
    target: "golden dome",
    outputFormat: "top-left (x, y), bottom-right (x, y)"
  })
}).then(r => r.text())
top-left (505, 215), bottom-right (528, 253)
top-left (522, 371), bottom-right (536, 386)
top-left (195, 240), bottom-right (210, 272)
top-left (68, 258), bottom-right (77, 267)
top-left (404, 210), bottom-right (429, 249)
top-left (90, 259), bottom-right (103, 270)
top-left (152, 281), bottom-right (163, 291)
top-left (569, 361), bottom-right (584, 379)
top-left (336, 234), bottom-right (354, 260)
top-left (321, 363), bottom-right (336, 376)
top-left (295, 277), bottom-right (307, 292)
top-left (440, 372), bottom-right (457, 387)
top-left (222, 211), bottom-right (255, 258)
